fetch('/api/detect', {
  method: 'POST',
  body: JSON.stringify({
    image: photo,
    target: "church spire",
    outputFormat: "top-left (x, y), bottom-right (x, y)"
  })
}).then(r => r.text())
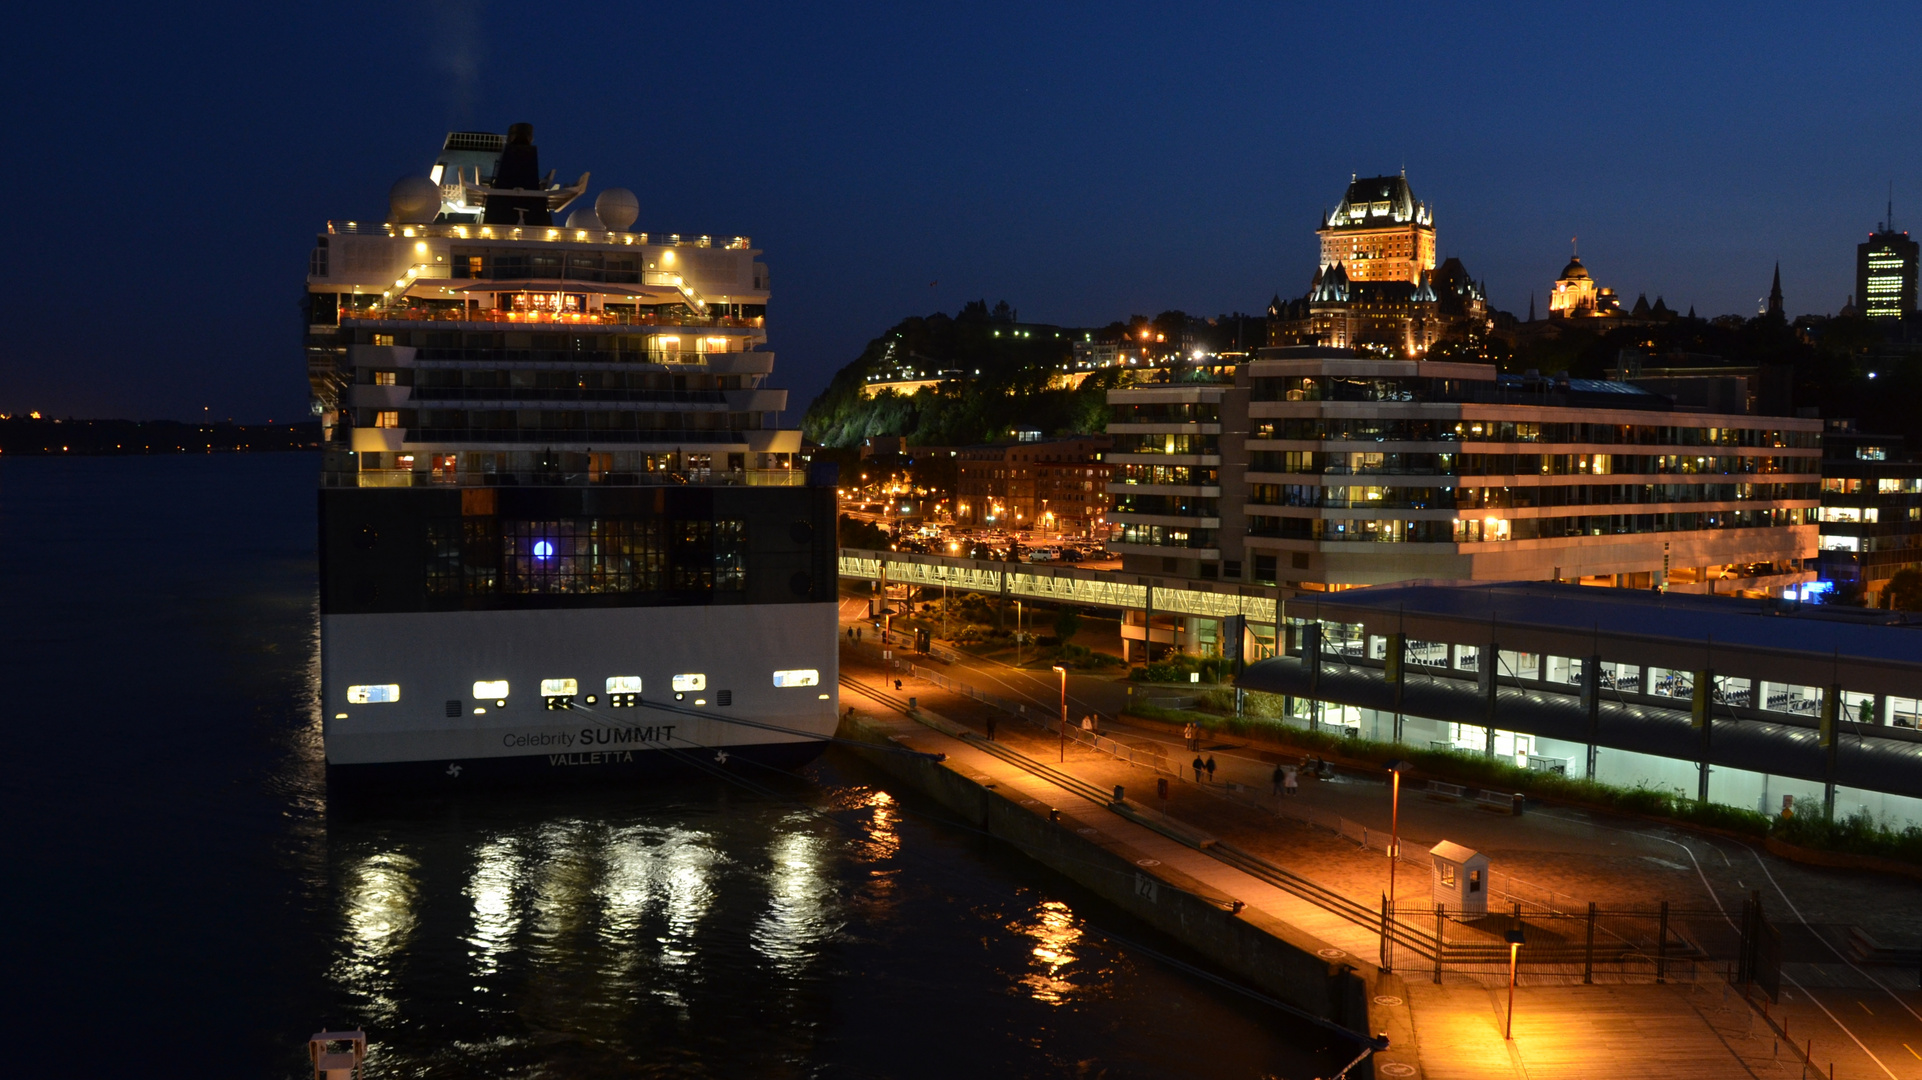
top-left (1767, 262), bottom-right (1784, 319)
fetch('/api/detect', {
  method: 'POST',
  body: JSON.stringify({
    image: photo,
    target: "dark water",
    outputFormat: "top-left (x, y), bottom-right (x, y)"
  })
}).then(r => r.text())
top-left (1, 454), bottom-right (1345, 1078)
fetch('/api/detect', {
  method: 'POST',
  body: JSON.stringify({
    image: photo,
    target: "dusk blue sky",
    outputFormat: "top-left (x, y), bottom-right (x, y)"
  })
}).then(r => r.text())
top-left (4, 2), bottom-right (1918, 421)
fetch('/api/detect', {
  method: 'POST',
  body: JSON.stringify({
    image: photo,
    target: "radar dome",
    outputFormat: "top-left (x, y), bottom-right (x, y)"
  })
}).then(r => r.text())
top-left (565, 207), bottom-right (605, 230)
top-left (388, 175), bottom-right (441, 223)
top-left (596, 187), bottom-right (639, 232)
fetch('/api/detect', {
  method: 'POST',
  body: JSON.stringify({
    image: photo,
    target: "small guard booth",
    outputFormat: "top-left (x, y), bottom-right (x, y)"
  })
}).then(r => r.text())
top-left (1429, 840), bottom-right (1490, 916)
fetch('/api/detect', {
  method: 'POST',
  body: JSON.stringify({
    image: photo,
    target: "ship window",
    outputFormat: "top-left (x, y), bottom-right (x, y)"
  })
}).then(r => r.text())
top-left (606, 676), bottom-right (642, 694)
top-left (773, 669), bottom-right (820, 688)
top-left (540, 678), bottom-right (578, 697)
top-left (472, 679), bottom-right (510, 698)
top-left (346, 684), bottom-right (400, 704)
top-left (672, 673), bottom-right (706, 692)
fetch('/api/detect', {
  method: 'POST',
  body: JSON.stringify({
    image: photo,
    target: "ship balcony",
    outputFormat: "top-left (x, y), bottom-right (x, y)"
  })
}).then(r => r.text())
top-left (330, 467), bottom-right (806, 489)
top-left (336, 308), bottom-right (764, 329)
top-left (325, 221), bottom-right (754, 250)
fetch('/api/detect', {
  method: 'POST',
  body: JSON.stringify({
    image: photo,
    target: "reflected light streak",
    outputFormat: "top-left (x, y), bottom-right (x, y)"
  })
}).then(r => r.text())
top-left (465, 836), bottom-right (524, 980)
top-left (333, 850), bottom-right (421, 1025)
top-left (752, 827), bottom-right (841, 975)
top-left (1014, 900), bottom-right (1084, 1005)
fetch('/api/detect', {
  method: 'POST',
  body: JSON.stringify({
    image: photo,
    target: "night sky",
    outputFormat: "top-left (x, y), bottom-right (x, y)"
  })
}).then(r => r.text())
top-left (4, 2), bottom-right (1918, 422)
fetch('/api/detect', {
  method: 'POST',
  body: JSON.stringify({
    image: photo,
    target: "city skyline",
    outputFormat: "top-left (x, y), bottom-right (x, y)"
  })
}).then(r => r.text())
top-left (3, 2), bottom-right (1919, 421)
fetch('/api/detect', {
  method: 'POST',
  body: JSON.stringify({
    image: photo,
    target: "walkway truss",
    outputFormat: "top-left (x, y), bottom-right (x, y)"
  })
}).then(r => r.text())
top-left (839, 548), bottom-right (1279, 625)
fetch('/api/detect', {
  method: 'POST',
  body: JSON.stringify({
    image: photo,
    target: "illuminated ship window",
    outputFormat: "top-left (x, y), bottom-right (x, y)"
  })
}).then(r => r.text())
top-left (540, 678), bottom-right (579, 697)
top-left (672, 673), bottom-right (706, 692)
top-left (607, 676), bottom-right (642, 694)
top-left (346, 684), bottom-right (400, 704)
top-left (772, 669), bottom-right (820, 688)
top-left (472, 680), bottom-right (510, 699)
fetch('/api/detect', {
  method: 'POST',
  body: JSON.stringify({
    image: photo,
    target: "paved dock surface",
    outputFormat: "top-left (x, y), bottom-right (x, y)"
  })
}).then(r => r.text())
top-left (837, 640), bottom-right (1922, 1079)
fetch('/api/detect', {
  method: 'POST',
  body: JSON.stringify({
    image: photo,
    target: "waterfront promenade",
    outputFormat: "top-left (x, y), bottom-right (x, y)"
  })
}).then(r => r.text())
top-left (837, 641), bottom-right (1922, 1079)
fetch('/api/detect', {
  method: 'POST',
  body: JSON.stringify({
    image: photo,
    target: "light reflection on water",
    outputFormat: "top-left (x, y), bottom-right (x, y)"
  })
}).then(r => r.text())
top-left (751, 820), bottom-right (844, 976)
top-left (464, 836), bottom-right (523, 982)
top-left (333, 850), bottom-right (420, 1026)
top-left (1015, 899), bottom-right (1086, 1006)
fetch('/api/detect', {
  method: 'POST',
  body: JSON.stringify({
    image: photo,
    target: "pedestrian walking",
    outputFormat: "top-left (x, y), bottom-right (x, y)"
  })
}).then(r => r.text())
top-left (1204, 756), bottom-right (1217, 784)
top-left (1080, 714), bottom-right (1095, 733)
top-left (1282, 764), bottom-right (1298, 797)
top-left (1271, 763), bottom-right (1285, 796)
top-left (1192, 755), bottom-right (1204, 783)
top-left (986, 716), bottom-right (997, 741)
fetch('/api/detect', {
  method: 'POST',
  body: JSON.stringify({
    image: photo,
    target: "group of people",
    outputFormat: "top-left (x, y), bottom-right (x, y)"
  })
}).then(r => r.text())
top-left (1270, 755), bottom-right (1329, 796)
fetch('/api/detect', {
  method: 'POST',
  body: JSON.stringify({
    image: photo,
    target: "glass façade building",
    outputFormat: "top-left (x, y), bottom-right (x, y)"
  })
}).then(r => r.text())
top-left (1241, 582), bottom-right (1922, 829)
top-left (1106, 347), bottom-right (1820, 596)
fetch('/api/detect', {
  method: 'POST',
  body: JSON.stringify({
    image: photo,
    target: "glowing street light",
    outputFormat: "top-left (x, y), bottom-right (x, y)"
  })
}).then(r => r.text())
top-left (1052, 664), bottom-right (1069, 762)
top-left (1383, 757), bottom-right (1414, 968)
top-left (1503, 927), bottom-right (1526, 1039)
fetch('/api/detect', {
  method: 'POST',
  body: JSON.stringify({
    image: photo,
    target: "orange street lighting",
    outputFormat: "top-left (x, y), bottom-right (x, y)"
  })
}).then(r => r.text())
top-left (1503, 927), bottom-right (1526, 1039)
top-left (1383, 757), bottom-right (1414, 968)
top-left (1052, 664), bottom-right (1069, 762)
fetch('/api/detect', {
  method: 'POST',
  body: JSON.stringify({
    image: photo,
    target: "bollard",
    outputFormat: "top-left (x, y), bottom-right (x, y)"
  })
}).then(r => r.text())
top-left (1512, 792), bottom-right (1525, 816)
top-left (1157, 777), bottom-right (1169, 800)
top-left (1112, 784), bottom-right (1125, 805)
top-left (908, 696), bottom-right (916, 709)
top-left (1049, 808), bottom-right (1060, 822)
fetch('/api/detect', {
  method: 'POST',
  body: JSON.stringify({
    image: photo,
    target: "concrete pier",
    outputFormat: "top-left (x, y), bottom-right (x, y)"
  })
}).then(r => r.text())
top-left (833, 657), bottom-right (1861, 1079)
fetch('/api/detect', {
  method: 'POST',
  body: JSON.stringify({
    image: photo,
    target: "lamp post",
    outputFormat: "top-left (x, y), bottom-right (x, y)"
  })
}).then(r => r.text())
top-left (1503, 927), bottom-right (1526, 1039)
top-left (1052, 664), bottom-right (1069, 762)
top-left (1016, 600), bottom-right (1023, 665)
top-left (1384, 760), bottom-right (1412, 908)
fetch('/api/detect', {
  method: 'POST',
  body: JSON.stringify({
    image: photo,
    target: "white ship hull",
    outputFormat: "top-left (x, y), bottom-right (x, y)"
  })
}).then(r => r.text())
top-left (322, 603), bottom-right (839, 780)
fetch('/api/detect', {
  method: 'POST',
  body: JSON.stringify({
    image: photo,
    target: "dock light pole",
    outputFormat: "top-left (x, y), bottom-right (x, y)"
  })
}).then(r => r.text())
top-left (1503, 927), bottom-right (1526, 1039)
top-left (1052, 665), bottom-right (1069, 762)
top-left (1385, 759), bottom-right (1412, 917)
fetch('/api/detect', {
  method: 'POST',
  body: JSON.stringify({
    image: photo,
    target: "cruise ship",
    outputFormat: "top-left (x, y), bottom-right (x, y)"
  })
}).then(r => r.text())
top-left (305, 124), bottom-right (838, 781)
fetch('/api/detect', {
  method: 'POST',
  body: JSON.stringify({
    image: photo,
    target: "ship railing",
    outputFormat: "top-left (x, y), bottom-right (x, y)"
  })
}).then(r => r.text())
top-left (324, 468), bottom-right (804, 489)
top-left (337, 309), bottom-right (764, 328)
top-left (325, 221), bottom-right (751, 249)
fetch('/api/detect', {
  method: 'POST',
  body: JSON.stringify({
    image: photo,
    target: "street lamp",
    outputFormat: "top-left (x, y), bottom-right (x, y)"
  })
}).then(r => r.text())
top-left (1384, 760), bottom-right (1412, 912)
top-left (1383, 757), bottom-right (1414, 968)
top-left (1052, 664), bottom-right (1068, 762)
top-left (1503, 927), bottom-right (1526, 1039)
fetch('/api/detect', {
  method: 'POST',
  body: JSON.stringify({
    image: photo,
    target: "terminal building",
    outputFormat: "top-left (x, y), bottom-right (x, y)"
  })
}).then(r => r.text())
top-left (1237, 582), bottom-right (1922, 829)
top-left (1105, 347), bottom-right (1821, 596)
